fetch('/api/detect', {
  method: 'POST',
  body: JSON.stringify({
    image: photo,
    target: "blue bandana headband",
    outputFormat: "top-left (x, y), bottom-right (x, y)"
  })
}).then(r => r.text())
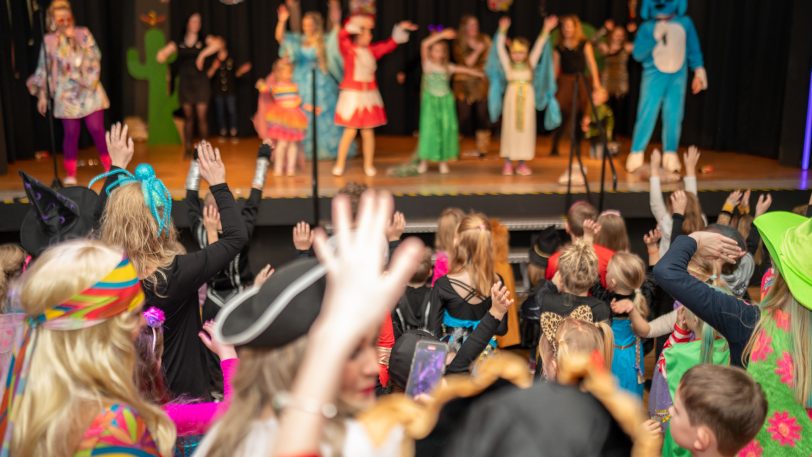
top-left (89, 164), bottom-right (173, 237)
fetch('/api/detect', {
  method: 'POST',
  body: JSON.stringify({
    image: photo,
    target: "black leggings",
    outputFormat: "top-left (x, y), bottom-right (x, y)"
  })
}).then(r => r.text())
top-left (456, 98), bottom-right (491, 135)
top-left (183, 103), bottom-right (209, 155)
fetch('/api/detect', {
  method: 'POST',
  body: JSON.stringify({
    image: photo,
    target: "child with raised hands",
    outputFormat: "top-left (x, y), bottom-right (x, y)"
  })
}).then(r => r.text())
top-left (94, 125), bottom-right (249, 400)
top-left (417, 28), bottom-right (485, 174)
top-left (186, 139), bottom-right (272, 318)
top-left (332, 16), bottom-right (418, 177)
top-left (649, 146), bottom-right (706, 255)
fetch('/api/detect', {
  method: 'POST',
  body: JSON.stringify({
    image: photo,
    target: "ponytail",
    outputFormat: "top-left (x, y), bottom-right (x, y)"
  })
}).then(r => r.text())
top-left (596, 321), bottom-right (614, 367)
top-left (631, 289), bottom-right (649, 319)
top-left (451, 213), bottom-right (494, 297)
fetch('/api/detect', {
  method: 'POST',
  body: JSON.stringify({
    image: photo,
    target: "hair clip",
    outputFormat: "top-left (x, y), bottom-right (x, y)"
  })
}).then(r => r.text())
top-left (143, 307), bottom-right (165, 328)
top-left (89, 164), bottom-right (173, 237)
top-left (428, 24), bottom-right (445, 34)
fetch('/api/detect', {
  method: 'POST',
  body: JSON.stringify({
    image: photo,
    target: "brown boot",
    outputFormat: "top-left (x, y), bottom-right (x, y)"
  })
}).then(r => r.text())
top-left (475, 130), bottom-right (491, 158)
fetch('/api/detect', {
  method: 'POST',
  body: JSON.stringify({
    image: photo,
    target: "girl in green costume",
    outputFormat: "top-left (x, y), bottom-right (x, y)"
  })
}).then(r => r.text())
top-left (417, 29), bottom-right (484, 175)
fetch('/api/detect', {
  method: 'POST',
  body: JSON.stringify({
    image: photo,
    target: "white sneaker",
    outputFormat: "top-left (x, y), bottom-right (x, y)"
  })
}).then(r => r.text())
top-left (663, 152), bottom-right (682, 173)
top-left (332, 166), bottom-right (344, 177)
top-left (626, 153), bottom-right (645, 173)
top-left (364, 166), bottom-right (377, 177)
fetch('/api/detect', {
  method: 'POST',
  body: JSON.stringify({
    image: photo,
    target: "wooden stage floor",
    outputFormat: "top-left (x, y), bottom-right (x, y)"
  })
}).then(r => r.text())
top-left (1, 135), bottom-right (809, 200)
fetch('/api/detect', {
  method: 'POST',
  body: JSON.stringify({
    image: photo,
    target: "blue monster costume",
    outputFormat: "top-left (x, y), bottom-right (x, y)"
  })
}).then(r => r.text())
top-left (626, 0), bottom-right (707, 173)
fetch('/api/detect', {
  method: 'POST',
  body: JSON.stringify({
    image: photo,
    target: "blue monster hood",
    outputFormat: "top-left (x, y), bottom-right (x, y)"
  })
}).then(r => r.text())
top-left (640, 0), bottom-right (687, 20)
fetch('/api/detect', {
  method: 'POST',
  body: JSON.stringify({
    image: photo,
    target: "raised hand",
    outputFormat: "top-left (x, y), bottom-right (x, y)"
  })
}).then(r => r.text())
top-left (489, 281), bottom-right (514, 320)
top-left (197, 141), bottom-right (226, 186)
top-left (755, 193), bottom-right (773, 218)
top-left (670, 190), bottom-right (688, 215)
top-left (725, 190), bottom-right (742, 209)
top-left (203, 204), bottom-right (221, 234)
top-left (254, 264), bottom-right (275, 288)
top-left (199, 320), bottom-right (238, 360)
top-left (106, 122), bottom-right (135, 169)
top-left (683, 146), bottom-right (700, 177)
top-left (386, 211), bottom-right (406, 242)
top-left (739, 189), bottom-right (751, 212)
top-left (643, 228), bottom-right (662, 247)
top-left (278, 4), bottom-right (290, 21)
top-left (499, 17), bottom-right (511, 32)
top-left (543, 15), bottom-right (559, 33)
top-left (292, 221), bottom-right (314, 251)
top-left (397, 21), bottom-right (419, 32)
top-left (311, 191), bottom-right (424, 353)
top-left (689, 231), bottom-right (744, 265)
top-left (582, 219), bottom-right (601, 244)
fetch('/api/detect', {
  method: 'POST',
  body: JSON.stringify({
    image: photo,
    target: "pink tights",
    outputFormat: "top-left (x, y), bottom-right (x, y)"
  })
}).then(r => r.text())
top-left (61, 110), bottom-right (111, 178)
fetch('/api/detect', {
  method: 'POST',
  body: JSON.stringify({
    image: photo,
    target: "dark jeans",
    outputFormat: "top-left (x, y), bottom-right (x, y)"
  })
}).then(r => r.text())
top-left (214, 94), bottom-right (237, 133)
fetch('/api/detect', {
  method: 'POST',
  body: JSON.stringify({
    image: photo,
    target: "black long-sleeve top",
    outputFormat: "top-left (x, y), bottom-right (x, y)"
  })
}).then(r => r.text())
top-left (186, 187), bottom-right (261, 292)
top-left (427, 275), bottom-right (508, 339)
top-left (653, 236), bottom-right (759, 367)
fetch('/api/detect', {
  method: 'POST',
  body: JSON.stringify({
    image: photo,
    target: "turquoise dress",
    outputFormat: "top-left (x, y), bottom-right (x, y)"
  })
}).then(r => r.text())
top-left (418, 61), bottom-right (459, 162)
top-left (611, 318), bottom-right (644, 398)
top-left (280, 32), bottom-right (356, 160)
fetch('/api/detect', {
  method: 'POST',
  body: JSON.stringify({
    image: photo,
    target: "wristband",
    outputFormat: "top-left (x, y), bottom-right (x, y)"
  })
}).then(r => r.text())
top-left (186, 160), bottom-right (201, 191)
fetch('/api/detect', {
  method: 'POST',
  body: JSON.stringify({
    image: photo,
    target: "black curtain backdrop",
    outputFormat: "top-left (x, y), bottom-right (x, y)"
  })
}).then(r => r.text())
top-left (0, 0), bottom-right (801, 168)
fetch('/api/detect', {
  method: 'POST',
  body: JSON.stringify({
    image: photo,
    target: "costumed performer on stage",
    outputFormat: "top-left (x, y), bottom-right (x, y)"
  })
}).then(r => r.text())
top-left (417, 28), bottom-right (485, 175)
top-left (486, 15), bottom-right (560, 176)
top-left (156, 13), bottom-right (222, 157)
top-left (625, 0), bottom-right (707, 174)
top-left (276, 0), bottom-right (356, 160)
top-left (453, 16), bottom-right (493, 158)
top-left (332, 15), bottom-right (417, 177)
top-left (254, 59), bottom-right (308, 177)
top-left (27, 0), bottom-right (111, 185)
top-left (550, 15), bottom-right (603, 159)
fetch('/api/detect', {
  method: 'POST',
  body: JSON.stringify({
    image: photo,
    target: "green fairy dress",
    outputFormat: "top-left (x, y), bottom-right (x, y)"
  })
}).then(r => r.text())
top-left (418, 61), bottom-right (459, 162)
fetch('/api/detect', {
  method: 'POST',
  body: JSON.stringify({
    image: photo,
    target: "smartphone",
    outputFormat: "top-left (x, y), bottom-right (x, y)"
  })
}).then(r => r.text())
top-left (405, 340), bottom-right (449, 398)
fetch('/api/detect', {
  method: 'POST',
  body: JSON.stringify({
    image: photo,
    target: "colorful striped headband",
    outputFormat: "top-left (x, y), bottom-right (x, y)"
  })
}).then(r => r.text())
top-left (0, 258), bottom-right (143, 455)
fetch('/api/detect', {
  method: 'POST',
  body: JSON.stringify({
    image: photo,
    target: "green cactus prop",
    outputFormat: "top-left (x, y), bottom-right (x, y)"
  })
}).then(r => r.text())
top-left (128, 28), bottom-right (181, 145)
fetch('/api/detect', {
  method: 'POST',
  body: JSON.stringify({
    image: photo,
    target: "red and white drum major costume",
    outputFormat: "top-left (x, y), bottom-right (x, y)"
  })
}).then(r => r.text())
top-left (335, 16), bottom-right (410, 128)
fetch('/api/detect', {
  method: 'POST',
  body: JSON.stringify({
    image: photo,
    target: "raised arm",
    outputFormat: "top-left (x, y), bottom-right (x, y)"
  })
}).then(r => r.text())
top-left (529, 15), bottom-right (558, 68)
top-left (156, 41), bottom-right (177, 64)
top-left (494, 18), bottom-right (512, 73)
top-left (275, 4), bottom-right (290, 44)
top-left (583, 41), bottom-right (601, 90)
top-left (652, 234), bottom-right (759, 365)
top-left (370, 21), bottom-right (417, 59)
top-left (421, 29), bottom-right (457, 65)
top-left (171, 142), bottom-right (249, 289)
top-left (649, 150), bottom-right (671, 229)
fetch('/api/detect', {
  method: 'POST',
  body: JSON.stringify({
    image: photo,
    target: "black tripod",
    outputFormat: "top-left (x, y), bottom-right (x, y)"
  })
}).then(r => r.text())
top-left (31, 0), bottom-right (61, 189)
top-left (563, 72), bottom-right (618, 212)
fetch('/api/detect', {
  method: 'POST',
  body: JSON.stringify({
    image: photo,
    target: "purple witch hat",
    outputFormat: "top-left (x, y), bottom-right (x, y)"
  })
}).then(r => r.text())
top-left (18, 171), bottom-right (99, 257)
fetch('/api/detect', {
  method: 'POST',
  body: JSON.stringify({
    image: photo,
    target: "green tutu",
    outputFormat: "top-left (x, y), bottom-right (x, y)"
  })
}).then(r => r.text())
top-left (418, 71), bottom-right (459, 162)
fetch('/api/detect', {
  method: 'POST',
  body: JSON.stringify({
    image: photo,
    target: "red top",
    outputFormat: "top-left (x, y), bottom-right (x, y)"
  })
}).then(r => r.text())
top-left (377, 313), bottom-right (395, 387)
top-left (337, 25), bottom-right (397, 91)
top-left (545, 244), bottom-right (616, 288)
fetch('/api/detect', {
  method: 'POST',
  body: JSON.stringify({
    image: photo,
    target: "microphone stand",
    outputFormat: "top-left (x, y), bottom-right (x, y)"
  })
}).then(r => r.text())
top-left (32, 0), bottom-right (61, 189)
